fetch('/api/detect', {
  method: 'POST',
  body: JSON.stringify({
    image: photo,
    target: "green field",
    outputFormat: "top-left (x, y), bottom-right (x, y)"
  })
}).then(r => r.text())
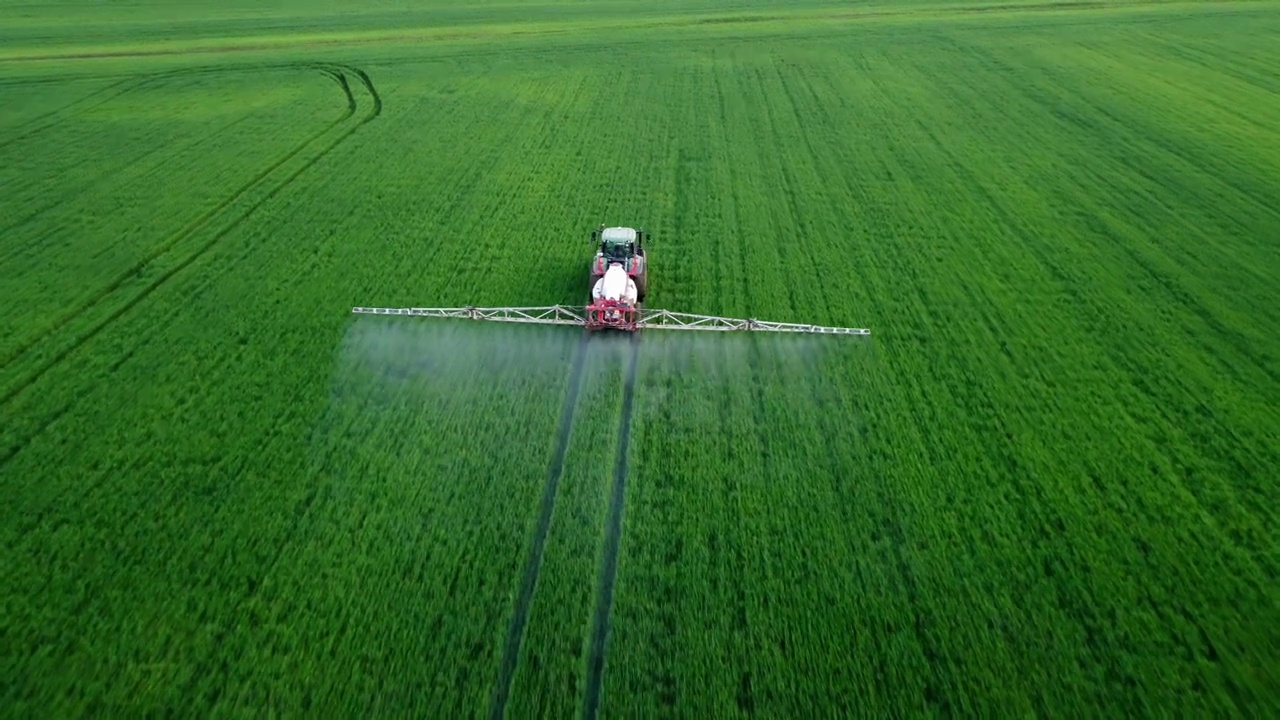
top-left (3, 0), bottom-right (1279, 715)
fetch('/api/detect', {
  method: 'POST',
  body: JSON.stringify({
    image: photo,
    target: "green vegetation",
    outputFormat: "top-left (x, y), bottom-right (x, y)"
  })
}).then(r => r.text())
top-left (2, 0), bottom-right (1278, 716)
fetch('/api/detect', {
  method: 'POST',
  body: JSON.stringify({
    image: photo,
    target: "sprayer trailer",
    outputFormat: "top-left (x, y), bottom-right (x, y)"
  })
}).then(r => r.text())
top-left (353, 224), bottom-right (871, 336)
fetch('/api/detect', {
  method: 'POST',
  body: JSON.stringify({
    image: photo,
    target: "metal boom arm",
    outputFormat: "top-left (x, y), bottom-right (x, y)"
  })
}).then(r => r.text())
top-left (637, 309), bottom-right (868, 335)
top-left (352, 305), bottom-right (586, 326)
top-left (352, 305), bottom-right (869, 335)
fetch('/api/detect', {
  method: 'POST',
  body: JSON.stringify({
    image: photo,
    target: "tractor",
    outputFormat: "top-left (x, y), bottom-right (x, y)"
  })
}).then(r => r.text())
top-left (590, 225), bottom-right (647, 302)
top-left (353, 222), bottom-right (871, 337)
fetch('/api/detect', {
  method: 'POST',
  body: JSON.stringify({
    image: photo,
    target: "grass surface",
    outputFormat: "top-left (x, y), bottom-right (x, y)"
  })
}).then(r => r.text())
top-left (2, 0), bottom-right (1279, 716)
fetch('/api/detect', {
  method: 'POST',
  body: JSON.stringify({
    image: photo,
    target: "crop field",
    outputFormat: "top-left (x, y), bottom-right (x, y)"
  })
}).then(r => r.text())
top-left (3, 0), bottom-right (1279, 716)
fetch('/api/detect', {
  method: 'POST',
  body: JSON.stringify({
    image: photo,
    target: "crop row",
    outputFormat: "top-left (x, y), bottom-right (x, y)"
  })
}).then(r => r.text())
top-left (603, 24), bottom-right (1279, 717)
top-left (4, 2), bottom-right (1279, 716)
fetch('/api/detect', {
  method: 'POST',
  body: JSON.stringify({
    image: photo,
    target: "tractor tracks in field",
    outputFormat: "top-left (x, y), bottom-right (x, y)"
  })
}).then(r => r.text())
top-left (2, 65), bottom-right (261, 151)
top-left (491, 332), bottom-right (640, 720)
top-left (0, 61), bottom-right (381, 463)
top-left (490, 333), bottom-right (591, 720)
top-left (582, 332), bottom-right (641, 720)
top-left (0, 75), bottom-right (142, 151)
top-left (0, 61), bottom-right (365, 151)
top-left (0, 111), bottom-right (264, 252)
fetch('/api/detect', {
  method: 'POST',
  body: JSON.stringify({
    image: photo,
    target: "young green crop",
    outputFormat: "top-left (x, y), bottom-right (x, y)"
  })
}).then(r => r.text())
top-left (2, 0), bottom-right (1278, 716)
top-left (504, 339), bottom-right (626, 719)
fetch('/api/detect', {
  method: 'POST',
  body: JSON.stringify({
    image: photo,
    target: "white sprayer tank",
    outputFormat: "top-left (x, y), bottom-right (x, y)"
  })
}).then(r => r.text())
top-left (592, 263), bottom-right (637, 305)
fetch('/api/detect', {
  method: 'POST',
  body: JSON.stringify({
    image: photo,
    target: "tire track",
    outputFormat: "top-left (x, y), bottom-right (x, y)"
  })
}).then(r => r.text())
top-left (0, 72), bottom-right (136, 88)
top-left (0, 75), bottom-right (145, 151)
top-left (1, 71), bottom-right (200, 149)
top-left (0, 61), bottom-right (347, 150)
top-left (490, 332), bottom-right (590, 720)
top-left (581, 332), bottom-right (641, 720)
top-left (0, 111), bottom-right (261, 254)
top-left (1, 66), bottom-right (353, 371)
top-left (0, 62), bottom-right (361, 252)
top-left (0, 64), bottom-right (381, 462)
top-left (1, 63), bottom-right (375, 404)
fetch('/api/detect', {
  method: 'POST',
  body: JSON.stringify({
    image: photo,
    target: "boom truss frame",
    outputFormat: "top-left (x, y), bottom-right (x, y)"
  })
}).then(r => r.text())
top-left (351, 305), bottom-right (870, 336)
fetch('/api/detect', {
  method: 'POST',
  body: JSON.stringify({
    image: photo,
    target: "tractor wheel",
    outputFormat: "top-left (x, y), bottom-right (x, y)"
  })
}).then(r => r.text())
top-left (635, 271), bottom-right (648, 302)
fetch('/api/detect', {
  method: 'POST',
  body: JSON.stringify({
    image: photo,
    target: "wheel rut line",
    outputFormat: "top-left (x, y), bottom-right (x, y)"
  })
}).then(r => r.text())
top-left (0, 60), bottom-right (351, 150)
top-left (0, 62), bottom-right (358, 261)
top-left (490, 332), bottom-right (591, 720)
top-left (1, 65), bottom-right (355, 373)
top-left (1, 64), bottom-right (380, 411)
top-left (0, 110), bottom-right (263, 255)
top-left (0, 399), bottom-right (75, 469)
top-left (582, 332), bottom-right (641, 720)
top-left (0, 75), bottom-right (147, 151)
top-left (5, 63), bottom-right (382, 695)
top-left (0, 64), bottom-right (235, 150)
